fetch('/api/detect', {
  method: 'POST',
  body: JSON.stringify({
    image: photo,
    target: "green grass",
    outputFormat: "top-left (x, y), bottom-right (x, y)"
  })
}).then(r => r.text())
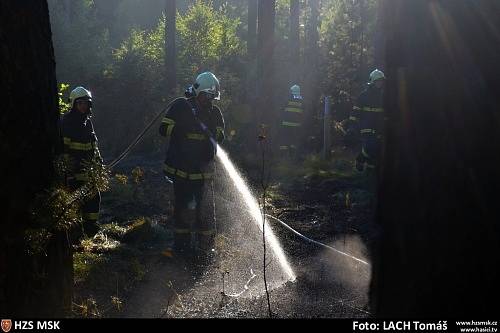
top-left (72, 215), bottom-right (172, 317)
top-left (99, 222), bottom-right (128, 239)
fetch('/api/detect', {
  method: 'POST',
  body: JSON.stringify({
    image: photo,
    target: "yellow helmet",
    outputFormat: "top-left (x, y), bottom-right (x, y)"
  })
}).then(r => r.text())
top-left (69, 86), bottom-right (92, 107)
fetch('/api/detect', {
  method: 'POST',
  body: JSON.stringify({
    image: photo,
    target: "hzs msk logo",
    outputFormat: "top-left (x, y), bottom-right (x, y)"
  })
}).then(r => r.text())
top-left (1, 319), bottom-right (12, 333)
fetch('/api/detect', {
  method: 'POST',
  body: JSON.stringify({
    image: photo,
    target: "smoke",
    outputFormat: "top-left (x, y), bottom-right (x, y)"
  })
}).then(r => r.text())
top-left (322, 234), bottom-right (371, 293)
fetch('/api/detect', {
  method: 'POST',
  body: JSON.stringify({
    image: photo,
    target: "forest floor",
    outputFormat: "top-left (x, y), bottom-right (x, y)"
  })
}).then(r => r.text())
top-left (71, 146), bottom-right (379, 318)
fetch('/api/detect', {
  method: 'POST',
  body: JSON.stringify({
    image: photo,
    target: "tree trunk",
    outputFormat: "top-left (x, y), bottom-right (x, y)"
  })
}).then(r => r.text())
top-left (0, 1), bottom-right (70, 317)
top-left (304, 0), bottom-right (320, 128)
top-left (358, 0), bottom-right (366, 78)
top-left (247, 0), bottom-right (258, 60)
top-left (64, 0), bottom-right (73, 26)
top-left (165, 0), bottom-right (177, 95)
top-left (371, 0), bottom-right (500, 317)
top-left (373, 1), bottom-right (385, 69)
top-left (289, 0), bottom-right (300, 83)
top-left (305, 0), bottom-right (319, 71)
top-left (256, 0), bottom-right (276, 126)
top-left (246, 0), bottom-right (258, 106)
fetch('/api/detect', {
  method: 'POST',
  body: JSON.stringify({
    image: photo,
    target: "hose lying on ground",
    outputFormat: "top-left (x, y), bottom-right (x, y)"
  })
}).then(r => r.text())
top-left (264, 214), bottom-right (369, 266)
top-left (215, 195), bottom-right (370, 266)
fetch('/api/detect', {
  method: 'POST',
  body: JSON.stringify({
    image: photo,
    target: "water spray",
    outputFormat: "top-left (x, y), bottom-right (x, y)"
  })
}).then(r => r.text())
top-left (103, 98), bottom-right (297, 285)
top-left (193, 112), bottom-right (295, 283)
top-left (215, 147), bottom-right (296, 282)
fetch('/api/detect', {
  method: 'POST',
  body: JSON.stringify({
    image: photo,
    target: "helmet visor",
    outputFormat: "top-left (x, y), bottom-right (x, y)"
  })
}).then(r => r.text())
top-left (75, 98), bottom-right (92, 108)
top-left (200, 90), bottom-right (220, 100)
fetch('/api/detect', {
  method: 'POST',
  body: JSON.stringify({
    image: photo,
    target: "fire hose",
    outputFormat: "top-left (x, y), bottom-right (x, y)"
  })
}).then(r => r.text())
top-left (215, 195), bottom-right (370, 267)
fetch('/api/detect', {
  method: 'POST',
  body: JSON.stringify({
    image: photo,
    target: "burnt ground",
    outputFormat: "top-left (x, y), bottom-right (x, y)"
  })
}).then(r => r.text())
top-left (72, 148), bottom-right (378, 318)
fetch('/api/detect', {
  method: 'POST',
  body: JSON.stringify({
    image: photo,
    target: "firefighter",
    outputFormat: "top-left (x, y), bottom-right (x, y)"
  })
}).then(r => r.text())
top-left (61, 86), bottom-right (102, 239)
top-left (159, 72), bottom-right (225, 259)
top-left (350, 69), bottom-right (386, 172)
top-left (279, 84), bottom-right (304, 159)
top-left (332, 90), bottom-right (356, 149)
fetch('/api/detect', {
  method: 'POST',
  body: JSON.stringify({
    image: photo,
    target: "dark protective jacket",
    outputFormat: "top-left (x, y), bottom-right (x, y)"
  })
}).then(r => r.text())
top-left (61, 109), bottom-right (100, 182)
top-left (279, 95), bottom-right (305, 151)
top-left (159, 97), bottom-right (225, 180)
top-left (281, 95), bottom-right (304, 129)
top-left (351, 84), bottom-right (385, 136)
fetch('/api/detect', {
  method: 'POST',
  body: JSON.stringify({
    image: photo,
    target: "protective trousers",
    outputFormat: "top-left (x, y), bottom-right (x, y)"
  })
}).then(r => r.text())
top-left (279, 126), bottom-right (302, 161)
top-left (172, 178), bottom-right (216, 254)
top-left (68, 179), bottom-right (101, 241)
top-left (356, 134), bottom-right (381, 170)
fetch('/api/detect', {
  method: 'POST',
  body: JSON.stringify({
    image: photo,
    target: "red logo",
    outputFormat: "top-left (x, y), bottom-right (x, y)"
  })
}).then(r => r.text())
top-left (1, 320), bottom-right (11, 333)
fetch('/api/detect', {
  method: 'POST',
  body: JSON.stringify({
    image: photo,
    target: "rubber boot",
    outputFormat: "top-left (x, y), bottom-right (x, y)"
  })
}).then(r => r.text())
top-left (173, 201), bottom-right (197, 258)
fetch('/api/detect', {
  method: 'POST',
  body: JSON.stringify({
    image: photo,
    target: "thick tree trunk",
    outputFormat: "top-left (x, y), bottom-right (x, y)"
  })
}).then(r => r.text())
top-left (62, 0), bottom-right (73, 26)
top-left (165, 0), bottom-right (177, 94)
top-left (289, 0), bottom-right (300, 83)
top-left (256, 0), bottom-right (276, 126)
top-left (371, 0), bottom-right (500, 317)
top-left (0, 1), bottom-right (70, 316)
top-left (373, 1), bottom-right (385, 69)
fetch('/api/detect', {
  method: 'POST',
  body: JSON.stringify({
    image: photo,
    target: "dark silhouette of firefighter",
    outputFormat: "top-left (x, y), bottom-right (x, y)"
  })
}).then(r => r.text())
top-left (332, 90), bottom-right (356, 149)
top-left (350, 69), bottom-right (386, 171)
top-left (278, 84), bottom-right (305, 159)
top-left (61, 86), bottom-right (102, 239)
top-left (159, 72), bottom-right (225, 260)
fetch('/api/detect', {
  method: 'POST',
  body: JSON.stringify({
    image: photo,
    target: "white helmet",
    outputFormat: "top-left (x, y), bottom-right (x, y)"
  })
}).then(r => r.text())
top-left (193, 72), bottom-right (220, 100)
top-left (69, 86), bottom-right (92, 107)
top-left (369, 69), bottom-right (386, 83)
top-left (290, 84), bottom-right (301, 97)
